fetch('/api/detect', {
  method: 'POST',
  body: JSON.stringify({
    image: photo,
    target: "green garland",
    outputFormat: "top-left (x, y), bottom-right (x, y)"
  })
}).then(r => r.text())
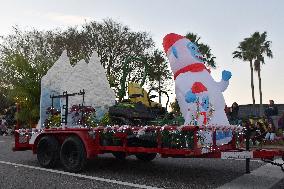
top-left (99, 127), bottom-right (195, 149)
top-left (161, 130), bottom-right (195, 149)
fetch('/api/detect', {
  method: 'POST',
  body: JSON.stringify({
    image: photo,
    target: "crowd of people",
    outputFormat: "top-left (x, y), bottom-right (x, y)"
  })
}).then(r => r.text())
top-left (225, 99), bottom-right (284, 144)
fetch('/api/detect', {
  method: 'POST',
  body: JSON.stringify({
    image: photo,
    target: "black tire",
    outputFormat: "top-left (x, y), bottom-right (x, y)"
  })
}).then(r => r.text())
top-left (135, 153), bottom-right (157, 161)
top-left (60, 136), bottom-right (86, 172)
top-left (37, 135), bottom-right (59, 168)
top-left (112, 152), bottom-right (126, 160)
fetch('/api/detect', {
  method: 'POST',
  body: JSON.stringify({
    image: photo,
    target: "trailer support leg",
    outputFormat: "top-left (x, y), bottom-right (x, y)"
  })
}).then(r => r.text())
top-left (246, 158), bottom-right (250, 174)
top-left (245, 124), bottom-right (250, 174)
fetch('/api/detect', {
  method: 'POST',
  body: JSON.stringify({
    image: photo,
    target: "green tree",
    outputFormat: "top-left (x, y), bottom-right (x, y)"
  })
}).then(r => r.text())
top-left (185, 32), bottom-right (216, 69)
top-left (233, 36), bottom-right (257, 113)
top-left (252, 32), bottom-right (273, 114)
top-left (233, 32), bottom-right (273, 115)
top-left (147, 50), bottom-right (172, 103)
top-left (2, 54), bottom-right (42, 126)
top-left (82, 19), bottom-right (154, 95)
top-left (0, 88), bottom-right (13, 114)
top-left (0, 27), bottom-right (58, 126)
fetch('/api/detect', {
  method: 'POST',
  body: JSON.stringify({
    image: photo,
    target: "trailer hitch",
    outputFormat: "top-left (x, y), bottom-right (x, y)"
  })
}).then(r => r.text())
top-left (261, 158), bottom-right (284, 172)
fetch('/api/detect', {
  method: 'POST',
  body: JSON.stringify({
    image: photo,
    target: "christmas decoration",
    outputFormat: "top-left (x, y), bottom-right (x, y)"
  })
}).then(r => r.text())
top-left (39, 50), bottom-right (116, 128)
top-left (44, 107), bottom-right (61, 128)
top-left (163, 33), bottom-right (233, 146)
top-left (70, 105), bottom-right (96, 127)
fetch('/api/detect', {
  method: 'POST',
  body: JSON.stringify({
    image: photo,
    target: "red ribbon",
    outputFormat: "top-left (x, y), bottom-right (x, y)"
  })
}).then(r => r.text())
top-left (200, 112), bottom-right (207, 125)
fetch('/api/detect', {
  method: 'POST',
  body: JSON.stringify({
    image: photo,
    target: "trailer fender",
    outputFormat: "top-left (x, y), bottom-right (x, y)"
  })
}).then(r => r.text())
top-left (33, 131), bottom-right (97, 159)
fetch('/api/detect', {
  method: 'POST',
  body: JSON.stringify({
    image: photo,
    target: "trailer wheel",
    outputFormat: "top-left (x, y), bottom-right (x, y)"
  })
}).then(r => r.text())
top-left (112, 152), bottom-right (126, 160)
top-left (60, 136), bottom-right (86, 172)
top-left (135, 153), bottom-right (157, 161)
top-left (37, 136), bottom-right (59, 168)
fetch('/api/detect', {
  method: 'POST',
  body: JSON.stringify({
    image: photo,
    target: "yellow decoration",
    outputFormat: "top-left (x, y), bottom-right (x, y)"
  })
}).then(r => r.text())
top-left (128, 82), bottom-right (161, 107)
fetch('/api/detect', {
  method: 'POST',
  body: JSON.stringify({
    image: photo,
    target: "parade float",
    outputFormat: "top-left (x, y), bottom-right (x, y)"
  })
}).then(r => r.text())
top-left (13, 33), bottom-right (284, 173)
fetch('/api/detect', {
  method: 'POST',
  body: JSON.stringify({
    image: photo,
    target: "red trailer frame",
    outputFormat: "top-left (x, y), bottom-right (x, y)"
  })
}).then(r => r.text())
top-left (13, 125), bottom-right (284, 172)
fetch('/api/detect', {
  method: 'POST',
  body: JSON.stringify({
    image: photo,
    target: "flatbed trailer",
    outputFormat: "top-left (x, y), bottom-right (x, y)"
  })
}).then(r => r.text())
top-left (13, 125), bottom-right (284, 173)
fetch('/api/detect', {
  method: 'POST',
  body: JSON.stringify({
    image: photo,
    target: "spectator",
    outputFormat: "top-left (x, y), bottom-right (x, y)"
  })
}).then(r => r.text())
top-left (228, 102), bottom-right (239, 124)
top-left (265, 100), bottom-right (278, 117)
top-left (265, 122), bottom-right (276, 141)
top-left (231, 102), bottom-right (239, 119)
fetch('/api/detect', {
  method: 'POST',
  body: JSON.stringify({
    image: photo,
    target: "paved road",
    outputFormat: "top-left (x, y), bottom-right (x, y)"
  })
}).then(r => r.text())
top-left (0, 135), bottom-right (283, 189)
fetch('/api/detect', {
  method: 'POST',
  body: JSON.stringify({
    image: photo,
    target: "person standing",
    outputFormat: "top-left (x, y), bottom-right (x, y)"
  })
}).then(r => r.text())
top-left (231, 102), bottom-right (239, 119)
top-left (265, 100), bottom-right (278, 117)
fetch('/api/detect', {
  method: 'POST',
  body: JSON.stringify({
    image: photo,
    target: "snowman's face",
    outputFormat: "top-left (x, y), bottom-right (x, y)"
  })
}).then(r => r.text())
top-left (186, 42), bottom-right (203, 62)
top-left (167, 38), bottom-right (204, 74)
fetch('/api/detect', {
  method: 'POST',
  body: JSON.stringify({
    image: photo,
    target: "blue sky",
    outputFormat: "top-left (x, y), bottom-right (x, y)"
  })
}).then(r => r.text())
top-left (1, 0), bottom-right (284, 106)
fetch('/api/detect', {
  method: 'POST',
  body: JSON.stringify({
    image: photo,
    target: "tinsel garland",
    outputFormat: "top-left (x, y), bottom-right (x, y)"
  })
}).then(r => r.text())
top-left (189, 99), bottom-right (215, 126)
top-left (99, 126), bottom-right (195, 149)
top-left (161, 129), bottom-right (195, 149)
top-left (70, 105), bottom-right (96, 127)
top-left (44, 107), bottom-right (61, 128)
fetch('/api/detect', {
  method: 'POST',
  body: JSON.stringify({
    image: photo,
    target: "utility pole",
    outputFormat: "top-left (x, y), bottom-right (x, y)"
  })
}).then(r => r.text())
top-left (158, 64), bottom-right (161, 104)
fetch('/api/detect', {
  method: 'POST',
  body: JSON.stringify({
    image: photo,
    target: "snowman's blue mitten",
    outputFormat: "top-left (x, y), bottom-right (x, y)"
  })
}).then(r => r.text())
top-left (185, 90), bottom-right (197, 103)
top-left (222, 70), bottom-right (232, 81)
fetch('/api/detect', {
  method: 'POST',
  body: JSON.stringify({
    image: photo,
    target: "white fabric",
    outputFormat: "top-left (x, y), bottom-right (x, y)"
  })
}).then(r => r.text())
top-left (166, 36), bottom-right (231, 146)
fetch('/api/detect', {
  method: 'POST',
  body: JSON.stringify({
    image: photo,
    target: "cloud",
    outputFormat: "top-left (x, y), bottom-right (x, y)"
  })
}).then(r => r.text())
top-left (46, 12), bottom-right (92, 25)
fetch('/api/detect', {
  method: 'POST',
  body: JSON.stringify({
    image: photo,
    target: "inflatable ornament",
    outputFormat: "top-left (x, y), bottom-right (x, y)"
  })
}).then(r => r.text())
top-left (163, 33), bottom-right (232, 146)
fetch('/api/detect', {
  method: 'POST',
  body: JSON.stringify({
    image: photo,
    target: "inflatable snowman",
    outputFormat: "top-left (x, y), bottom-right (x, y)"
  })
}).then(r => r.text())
top-left (163, 33), bottom-right (232, 146)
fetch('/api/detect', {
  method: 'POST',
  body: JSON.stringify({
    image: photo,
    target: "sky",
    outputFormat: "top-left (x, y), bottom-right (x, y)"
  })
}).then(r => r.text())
top-left (0, 0), bottom-right (284, 106)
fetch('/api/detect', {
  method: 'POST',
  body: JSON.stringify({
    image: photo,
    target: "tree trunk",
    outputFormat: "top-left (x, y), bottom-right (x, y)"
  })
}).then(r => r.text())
top-left (158, 78), bottom-right (161, 104)
top-left (249, 60), bottom-right (256, 115)
top-left (158, 65), bottom-right (161, 104)
top-left (258, 68), bottom-right (263, 116)
top-left (107, 55), bottom-right (113, 78)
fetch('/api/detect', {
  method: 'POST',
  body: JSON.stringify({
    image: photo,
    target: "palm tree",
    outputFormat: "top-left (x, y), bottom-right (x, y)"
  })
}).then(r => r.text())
top-left (233, 37), bottom-right (257, 114)
top-left (185, 32), bottom-right (216, 69)
top-left (251, 32), bottom-right (273, 115)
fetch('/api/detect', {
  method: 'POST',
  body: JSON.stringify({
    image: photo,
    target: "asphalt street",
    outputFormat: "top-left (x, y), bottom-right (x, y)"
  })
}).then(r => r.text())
top-left (0, 135), bottom-right (283, 189)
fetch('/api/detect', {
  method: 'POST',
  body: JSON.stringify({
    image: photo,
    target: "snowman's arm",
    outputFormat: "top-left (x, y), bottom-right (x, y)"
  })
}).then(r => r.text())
top-left (216, 70), bottom-right (231, 92)
top-left (216, 80), bottom-right (229, 92)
